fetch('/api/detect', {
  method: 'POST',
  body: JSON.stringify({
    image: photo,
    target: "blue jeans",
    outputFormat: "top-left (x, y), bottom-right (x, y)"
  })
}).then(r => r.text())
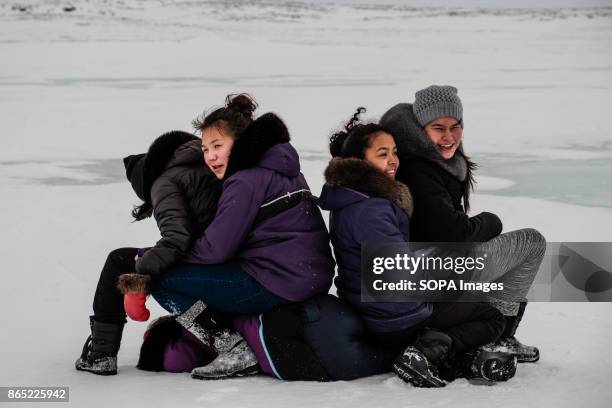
top-left (151, 262), bottom-right (289, 315)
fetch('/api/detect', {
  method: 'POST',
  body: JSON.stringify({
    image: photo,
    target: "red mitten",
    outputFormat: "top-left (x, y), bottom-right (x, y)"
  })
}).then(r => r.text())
top-left (124, 293), bottom-right (150, 321)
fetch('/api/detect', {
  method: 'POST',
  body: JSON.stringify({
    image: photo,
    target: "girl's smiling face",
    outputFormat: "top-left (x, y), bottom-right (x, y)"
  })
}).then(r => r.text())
top-left (363, 131), bottom-right (399, 179)
top-left (424, 116), bottom-right (463, 160)
top-left (202, 123), bottom-right (235, 179)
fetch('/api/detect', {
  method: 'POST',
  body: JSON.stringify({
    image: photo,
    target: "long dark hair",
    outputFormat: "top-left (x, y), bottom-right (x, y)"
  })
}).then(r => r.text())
top-left (132, 202), bottom-right (152, 221)
top-left (192, 93), bottom-right (257, 137)
top-left (329, 107), bottom-right (390, 159)
top-left (432, 118), bottom-right (477, 212)
top-left (457, 148), bottom-right (477, 212)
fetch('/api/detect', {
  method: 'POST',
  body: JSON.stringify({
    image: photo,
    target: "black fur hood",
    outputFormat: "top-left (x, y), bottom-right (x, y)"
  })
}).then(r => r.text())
top-left (123, 131), bottom-right (200, 202)
top-left (224, 112), bottom-right (291, 180)
top-left (320, 157), bottom-right (413, 217)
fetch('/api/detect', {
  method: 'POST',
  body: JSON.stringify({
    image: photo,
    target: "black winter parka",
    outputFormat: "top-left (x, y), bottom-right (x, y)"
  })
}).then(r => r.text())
top-left (127, 139), bottom-right (222, 278)
top-left (395, 155), bottom-right (501, 242)
top-left (380, 102), bottom-right (502, 243)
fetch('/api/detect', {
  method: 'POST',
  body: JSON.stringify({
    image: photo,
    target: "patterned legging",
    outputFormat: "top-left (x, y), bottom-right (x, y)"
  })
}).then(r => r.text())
top-left (471, 228), bottom-right (547, 316)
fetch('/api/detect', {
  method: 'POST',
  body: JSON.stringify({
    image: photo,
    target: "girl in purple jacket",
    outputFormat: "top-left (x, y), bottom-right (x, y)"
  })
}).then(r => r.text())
top-left (318, 108), bottom-right (516, 388)
top-left (125, 94), bottom-right (335, 379)
top-left (148, 94), bottom-right (335, 314)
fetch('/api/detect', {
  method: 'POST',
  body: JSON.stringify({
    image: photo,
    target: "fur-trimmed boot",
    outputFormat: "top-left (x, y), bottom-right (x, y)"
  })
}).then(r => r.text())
top-left (176, 301), bottom-right (259, 379)
top-left (392, 330), bottom-right (453, 388)
top-left (459, 350), bottom-right (518, 383)
top-left (75, 317), bottom-right (124, 375)
top-left (481, 303), bottom-right (540, 363)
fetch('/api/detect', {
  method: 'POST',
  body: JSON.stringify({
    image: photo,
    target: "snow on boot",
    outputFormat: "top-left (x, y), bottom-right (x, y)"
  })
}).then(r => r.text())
top-left (210, 329), bottom-right (245, 354)
top-left (485, 302), bottom-right (539, 363)
top-left (481, 336), bottom-right (540, 363)
top-left (75, 317), bottom-right (124, 375)
top-left (460, 350), bottom-right (518, 383)
top-left (191, 338), bottom-right (259, 380)
top-left (176, 300), bottom-right (214, 346)
top-left (176, 300), bottom-right (244, 354)
top-left (392, 330), bottom-right (452, 388)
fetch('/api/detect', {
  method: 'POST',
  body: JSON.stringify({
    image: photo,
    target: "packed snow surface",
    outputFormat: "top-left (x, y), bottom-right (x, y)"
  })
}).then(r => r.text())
top-left (1, 1), bottom-right (611, 407)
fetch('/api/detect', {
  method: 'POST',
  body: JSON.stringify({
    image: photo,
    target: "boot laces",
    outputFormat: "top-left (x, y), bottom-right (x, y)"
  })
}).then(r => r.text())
top-left (80, 335), bottom-right (93, 360)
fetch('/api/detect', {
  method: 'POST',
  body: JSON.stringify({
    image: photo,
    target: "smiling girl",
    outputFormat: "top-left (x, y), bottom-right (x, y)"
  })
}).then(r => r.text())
top-left (317, 108), bottom-right (515, 387)
top-left (381, 85), bottom-right (546, 364)
top-left (150, 94), bottom-right (335, 316)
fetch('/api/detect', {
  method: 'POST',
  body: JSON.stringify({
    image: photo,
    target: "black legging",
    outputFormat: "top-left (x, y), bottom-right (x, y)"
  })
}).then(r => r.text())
top-left (92, 247), bottom-right (139, 324)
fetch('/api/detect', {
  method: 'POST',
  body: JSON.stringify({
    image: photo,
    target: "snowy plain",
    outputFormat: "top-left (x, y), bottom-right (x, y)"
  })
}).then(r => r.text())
top-left (1, 0), bottom-right (612, 407)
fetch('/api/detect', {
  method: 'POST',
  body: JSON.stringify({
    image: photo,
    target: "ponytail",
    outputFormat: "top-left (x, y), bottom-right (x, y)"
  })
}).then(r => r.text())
top-left (329, 107), bottom-right (390, 159)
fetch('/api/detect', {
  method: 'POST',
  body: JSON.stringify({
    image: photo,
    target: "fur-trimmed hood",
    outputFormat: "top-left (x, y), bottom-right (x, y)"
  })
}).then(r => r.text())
top-left (318, 157), bottom-right (413, 217)
top-left (123, 131), bottom-right (200, 202)
top-left (380, 102), bottom-right (468, 182)
top-left (165, 139), bottom-right (206, 170)
top-left (224, 112), bottom-right (292, 179)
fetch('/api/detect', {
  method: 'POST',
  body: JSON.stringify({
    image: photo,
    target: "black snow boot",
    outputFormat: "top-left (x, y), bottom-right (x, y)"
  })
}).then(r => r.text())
top-left (75, 317), bottom-right (124, 375)
top-left (459, 350), bottom-right (518, 383)
top-left (482, 302), bottom-right (540, 363)
top-left (392, 330), bottom-right (453, 388)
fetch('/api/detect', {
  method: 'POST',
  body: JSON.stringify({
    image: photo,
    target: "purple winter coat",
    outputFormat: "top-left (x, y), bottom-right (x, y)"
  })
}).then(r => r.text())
top-left (185, 125), bottom-right (335, 301)
top-left (317, 158), bottom-right (432, 333)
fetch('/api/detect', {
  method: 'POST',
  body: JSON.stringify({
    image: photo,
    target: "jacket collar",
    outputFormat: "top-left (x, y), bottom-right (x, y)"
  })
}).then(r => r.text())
top-left (321, 157), bottom-right (413, 217)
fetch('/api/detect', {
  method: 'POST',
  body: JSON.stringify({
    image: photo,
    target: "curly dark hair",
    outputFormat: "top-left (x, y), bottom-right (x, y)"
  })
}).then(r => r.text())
top-left (329, 107), bottom-right (391, 159)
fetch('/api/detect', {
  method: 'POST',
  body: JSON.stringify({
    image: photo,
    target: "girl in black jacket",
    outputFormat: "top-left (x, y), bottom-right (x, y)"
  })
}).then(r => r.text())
top-left (380, 85), bottom-right (546, 363)
top-left (75, 131), bottom-right (222, 375)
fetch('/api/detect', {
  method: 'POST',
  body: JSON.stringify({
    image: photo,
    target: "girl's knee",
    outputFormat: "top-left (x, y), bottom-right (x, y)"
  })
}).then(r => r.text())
top-left (525, 228), bottom-right (547, 259)
top-left (521, 228), bottom-right (546, 246)
top-left (108, 247), bottom-right (137, 261)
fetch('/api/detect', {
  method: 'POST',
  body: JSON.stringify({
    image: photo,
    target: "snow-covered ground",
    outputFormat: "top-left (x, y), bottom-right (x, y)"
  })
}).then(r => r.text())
top-left (1, 1), bottom-right (611, 407)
